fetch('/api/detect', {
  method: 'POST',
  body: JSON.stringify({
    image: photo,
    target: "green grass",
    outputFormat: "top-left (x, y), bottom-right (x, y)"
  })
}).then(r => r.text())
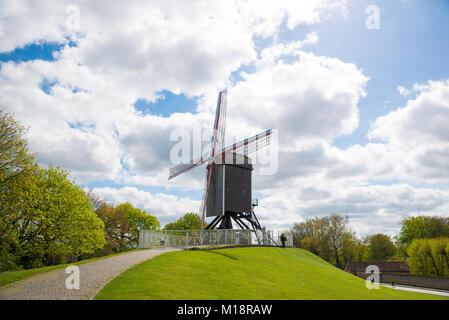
top-left (95, 247), bottom-right (446, 300)
top-left (0, 249), bottom-right (142, 288)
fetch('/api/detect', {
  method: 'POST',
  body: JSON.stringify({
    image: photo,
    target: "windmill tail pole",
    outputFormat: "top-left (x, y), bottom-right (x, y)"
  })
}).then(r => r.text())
top-left (200, 204), bottom-right (206, 245)
top-left (200, 162), bottom-right (214, 246)
top-left (200, 215), bottom-right (205, 246)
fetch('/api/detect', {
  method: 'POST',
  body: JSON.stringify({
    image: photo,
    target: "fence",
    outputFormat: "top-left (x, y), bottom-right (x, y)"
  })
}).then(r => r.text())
top-left (138, 229), bottom-right (293, 249)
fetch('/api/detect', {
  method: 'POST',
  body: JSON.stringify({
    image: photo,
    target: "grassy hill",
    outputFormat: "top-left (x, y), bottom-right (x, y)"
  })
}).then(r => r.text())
top-left (95, 247), bottom-right (446, 300)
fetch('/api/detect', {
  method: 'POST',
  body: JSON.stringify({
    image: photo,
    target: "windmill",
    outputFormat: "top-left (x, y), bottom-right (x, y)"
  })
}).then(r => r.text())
top-left (168, 89), bottom-right (272, 235)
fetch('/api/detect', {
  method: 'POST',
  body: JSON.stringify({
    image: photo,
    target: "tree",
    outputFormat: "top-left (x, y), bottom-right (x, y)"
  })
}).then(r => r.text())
top-left (339, 232), bottom-right (358, 266)
top-left (353, 238), bottom-right (370, 262)
top-left (164, 213), bottom-right (205, 230)
top-left (116, 202), bottom-right (160, 245)
top-left (93, 202), bottom-right (160, 254)
top-left (290, 215), bottom-right (352, 268)
top-left (327, 215), bottom-right (349, 268)
top-left (407, 238), bottom-right (449, 277)
top-left (292, 220), bottom-right (315, 247)
top-left (399, 216), bottom-right (449, 246)
top-left (86, 188), bottom-right (106, 211)
top-left (0, 109), bottom-right (34, 179)
top-left (367, 233), bottom-right (396, 261)
top-left (34, 166), bottom-right (106, 262)
top-left (1, 165), bottom-right (106, 269)
top-left (1, 111), bottom-right (106, 270)
top-left (0, 109), bottom-right (38, 269)
top-left (95, 204), bottom-right (131, 253)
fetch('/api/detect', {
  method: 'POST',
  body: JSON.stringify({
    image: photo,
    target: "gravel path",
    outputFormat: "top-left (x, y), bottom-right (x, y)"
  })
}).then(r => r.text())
top-left (0, 247), bottom-right (180, 300)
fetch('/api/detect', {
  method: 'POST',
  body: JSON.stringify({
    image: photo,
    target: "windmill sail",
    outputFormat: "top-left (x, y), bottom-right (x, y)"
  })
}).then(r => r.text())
top-left (168, 152), bottom-right (209, 180)
top-left (213, 129), bottom-right (272, 161)
top-left (200, 89), bottom-right (227, 229)
top-left (215, 89), bottom-right (227, 152)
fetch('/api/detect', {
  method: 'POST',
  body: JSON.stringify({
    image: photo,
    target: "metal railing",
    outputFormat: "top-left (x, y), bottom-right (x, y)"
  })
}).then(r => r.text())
top-left (138, 229), bottom-right (293, 249)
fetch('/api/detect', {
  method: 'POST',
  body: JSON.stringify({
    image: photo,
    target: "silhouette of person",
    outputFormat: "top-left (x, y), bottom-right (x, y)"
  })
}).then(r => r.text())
top-left (280, 233), bottom-right (287, 248)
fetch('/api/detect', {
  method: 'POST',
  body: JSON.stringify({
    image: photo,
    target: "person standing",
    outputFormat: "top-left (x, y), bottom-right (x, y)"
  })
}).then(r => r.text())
top-left (280, 233), bottom-right (287, 248)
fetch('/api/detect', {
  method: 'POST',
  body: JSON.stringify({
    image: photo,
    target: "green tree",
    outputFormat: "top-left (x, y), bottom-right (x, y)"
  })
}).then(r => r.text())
top-left (430, 239), bottom-right (449, 276)
top-left (164, 213), bottom-right (205, 230)
top-left (116, 202), bottom-right (160, 245)
top-left (407, 239), bottom-right (431, 276)
top-left (339, 231), bottom-right (358, 266)
top-left (0, 109), bottom-right (38, 269)
top-left (95, 204), bottom-right (131, 254)
top-left (34, 166), bottom-right (106, 264)
top-left (0, 111), bottom-right (106, 270)
top-left (0, 109), bottom-right (34, 178)
top-left (290, 215), bottom-right (351, 268)
top-left (399, 216), bottom-right (449, 246)
top-left (0, 167), bottom-right (40, 269)
top-left (292, 220), bottom-right (315, 248)
top-left (92, 201), bottom-right (160, 254)
top-left (366, 233), bottom-right (396, 261)
top-left (393, 235), bottom-right (408, 260)
top-left (407, 238), bottom-right (449, 277)
top-left (1, 165), bottom-right (106, 269)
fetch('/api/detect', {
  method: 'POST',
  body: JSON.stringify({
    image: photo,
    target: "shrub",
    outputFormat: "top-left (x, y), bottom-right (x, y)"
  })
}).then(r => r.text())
top-left (407, 238), bottom-right (449, 277)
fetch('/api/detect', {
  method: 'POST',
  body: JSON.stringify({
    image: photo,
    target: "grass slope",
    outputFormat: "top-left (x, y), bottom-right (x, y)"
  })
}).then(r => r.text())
top-left (95, 247), bottom-right (445, 300)
top-left (0, 249), bottom-right (142, 288)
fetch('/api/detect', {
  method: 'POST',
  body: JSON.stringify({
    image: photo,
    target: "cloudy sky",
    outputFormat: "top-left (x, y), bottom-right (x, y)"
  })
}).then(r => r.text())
top-left (1, 0), bottom-right (448, 236)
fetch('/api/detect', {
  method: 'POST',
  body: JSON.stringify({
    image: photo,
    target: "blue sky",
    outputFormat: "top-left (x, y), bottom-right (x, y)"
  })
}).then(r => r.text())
top-left (1, 0), bottom-right (448, 234)
top-left (0, 42), bottom-right (63, 63)
top-left (134, 91), bottom-right (198, 117)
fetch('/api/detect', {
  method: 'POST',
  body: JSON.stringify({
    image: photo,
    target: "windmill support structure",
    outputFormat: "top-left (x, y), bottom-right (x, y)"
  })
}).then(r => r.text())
top-left (205, 211), bottom-right (262, 231)
top-left (205, 199), bottom-right (263, 231)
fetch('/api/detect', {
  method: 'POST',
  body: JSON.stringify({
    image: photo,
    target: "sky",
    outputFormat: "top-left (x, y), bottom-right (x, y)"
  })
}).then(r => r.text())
top-left (1, 0), bottom-right (449, 237)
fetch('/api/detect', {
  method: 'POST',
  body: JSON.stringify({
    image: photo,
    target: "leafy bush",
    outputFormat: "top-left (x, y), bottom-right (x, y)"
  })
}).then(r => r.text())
top-left (407, 238), bottom-right (449, 277)
top-left (399, 216), bottom-right (449, 246)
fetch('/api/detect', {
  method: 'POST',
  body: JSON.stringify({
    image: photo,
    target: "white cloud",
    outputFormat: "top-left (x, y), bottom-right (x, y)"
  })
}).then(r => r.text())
top-left (0, 0), bottom-right (347, 97)
top-left (369, 80), bottom-right (449, 182)
top-left (398, 85), bottom-right (410, 96)
top-left (258, 32), bottom-right (319, 67)
top-left (229, 51), bottom-right (368, 149)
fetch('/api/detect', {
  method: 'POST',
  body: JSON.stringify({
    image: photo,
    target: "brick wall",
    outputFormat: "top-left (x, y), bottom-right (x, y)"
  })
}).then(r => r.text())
top-left (355, 272), bottom-right (449, 291)
top-left (380, 273), bottom-right (449, 291)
